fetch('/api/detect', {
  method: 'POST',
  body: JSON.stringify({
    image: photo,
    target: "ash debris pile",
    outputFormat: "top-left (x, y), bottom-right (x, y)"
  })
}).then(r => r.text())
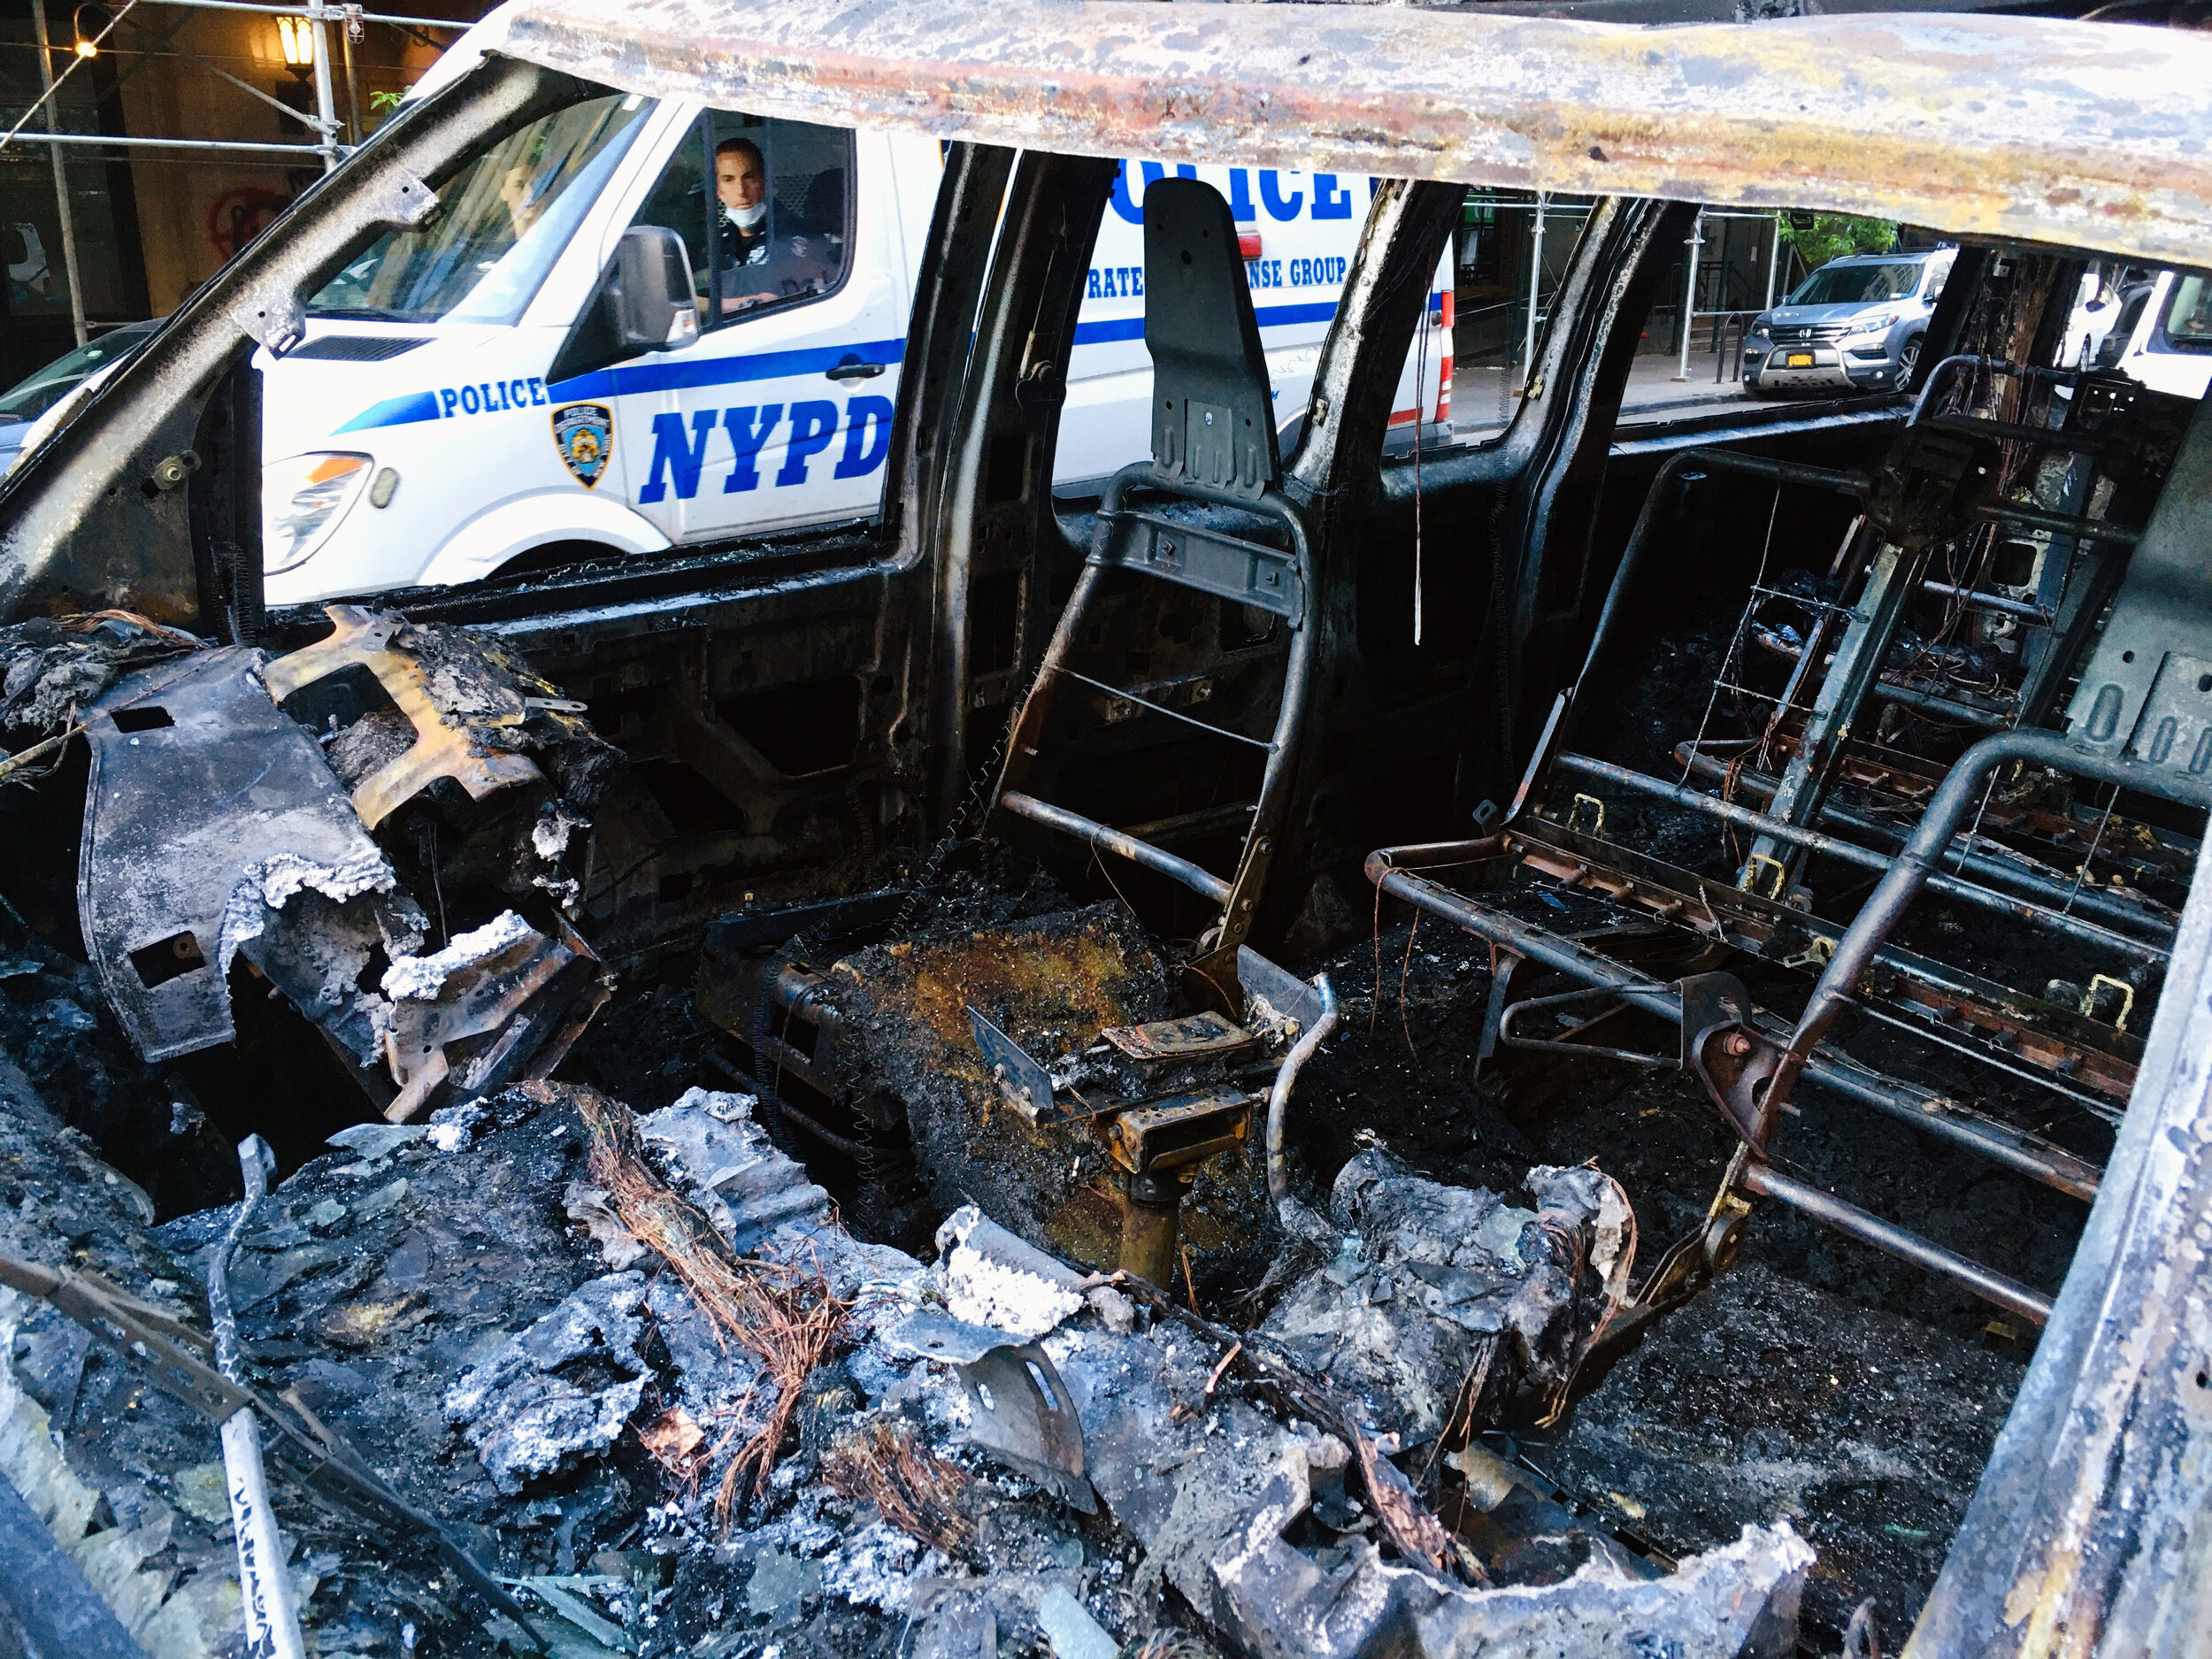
top-left (0, 607), bottom-right (1824, 1659)
top-left (3, 1030), bottom-right (1814, 1659)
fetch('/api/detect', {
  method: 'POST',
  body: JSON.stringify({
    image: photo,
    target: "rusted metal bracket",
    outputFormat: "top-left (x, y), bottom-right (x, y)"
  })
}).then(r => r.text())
top-left (968, 1003), bottom-right (1063, 1125)
top-left (956, 1343), bottom-right (1096, 1515)
top-left (264, 605), bottom-right (542, 829)
top-left (381, 913), bottom-right (611, 1123)
top-left (1687, 1021), bottom-right (1787, 1154)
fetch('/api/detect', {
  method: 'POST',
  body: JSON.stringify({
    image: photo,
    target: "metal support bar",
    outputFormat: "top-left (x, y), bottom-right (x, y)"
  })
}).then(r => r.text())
top-left (1923, 579), bottom-right (2053, 626)
top-left (1000, 791), bottom-right (1233, 905)
top-left (1523, 190), bottom-right (1545, 388)
top-left (309, 7), bottom-right (339, 170)
top-left (1969, 499), bottom-right (2141, 548)
top-left (1674, 209), bottom-right (1702, 381)
top-left (1743, 534), bottom-right (1927, 891)
top-left (1925, 411), bottom-right (2107, 453)
top-left (1554, 751), bottom-right (2169, 965)
top-left (340, 3), bottom-right (361, 144)
top-left (1866, 678), bottom-right (2012, 729)
top-left (1738, 1161), bottom-right (2054, 1324)
top-left (1363, 847), bottom-right (2104, 1199)
top-left (1498, 980), bottom-right (1677, 1066)
top-left (8, 130), bottom-right (328, 154)
top-left (1733, 645), bottom-right (2015, 729)
top-left (1770, 728), bottom-right (2212, 1122)
top-left (196, 58), bottom-right (334, 136)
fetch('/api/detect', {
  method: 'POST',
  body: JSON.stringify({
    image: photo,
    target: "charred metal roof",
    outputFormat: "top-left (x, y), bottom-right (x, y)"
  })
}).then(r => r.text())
top-left (467, 0), bottom-right (2212, 265)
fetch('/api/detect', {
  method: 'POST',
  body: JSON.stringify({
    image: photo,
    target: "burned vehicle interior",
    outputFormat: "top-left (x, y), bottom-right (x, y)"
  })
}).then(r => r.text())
top-left (1, 4), bottom-right (2210, 1657)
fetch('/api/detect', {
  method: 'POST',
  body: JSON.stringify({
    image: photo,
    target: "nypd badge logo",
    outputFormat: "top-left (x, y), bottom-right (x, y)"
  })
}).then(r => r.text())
top-left (551, 403), bottom-right (613, 489)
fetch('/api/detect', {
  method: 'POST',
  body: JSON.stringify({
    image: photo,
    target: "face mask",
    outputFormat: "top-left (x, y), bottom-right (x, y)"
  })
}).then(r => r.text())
top-left (728, 200), bottom-right (767, 231)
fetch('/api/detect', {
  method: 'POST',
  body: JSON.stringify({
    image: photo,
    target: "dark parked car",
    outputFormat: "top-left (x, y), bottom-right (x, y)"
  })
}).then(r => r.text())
top-left (1742, 247), bottom-right (1954, 396)
top-left (0, 319), bottom-right (163, 475)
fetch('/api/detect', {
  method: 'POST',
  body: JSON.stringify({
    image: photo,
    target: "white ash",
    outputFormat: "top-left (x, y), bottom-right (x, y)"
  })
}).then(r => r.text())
top-left (443, 1271), bottom-right (650, 1494)
top-left (219, 848), bottom-right (397, 972)
top-left (382, 910), bottom-right (536, 1001)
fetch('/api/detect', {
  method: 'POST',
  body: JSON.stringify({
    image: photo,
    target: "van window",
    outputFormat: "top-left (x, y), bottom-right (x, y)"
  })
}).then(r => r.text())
top-left (311, 93), bottom-right (651, 325)
top-left (627, 111), bottom-right (854, 328)
top-left (2163, 274), bottom-right (2212, 348)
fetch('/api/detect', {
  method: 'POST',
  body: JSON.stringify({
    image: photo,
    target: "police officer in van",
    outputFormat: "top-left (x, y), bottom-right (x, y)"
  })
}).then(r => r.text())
top-left (710, 135), bottom-right (838, 312)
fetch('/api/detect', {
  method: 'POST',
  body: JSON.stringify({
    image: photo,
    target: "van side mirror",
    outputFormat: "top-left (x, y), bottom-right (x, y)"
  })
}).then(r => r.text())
top-left (545, 225), bottom-right (701, 387)
top-left (610, 226), bottom-right (698, 353)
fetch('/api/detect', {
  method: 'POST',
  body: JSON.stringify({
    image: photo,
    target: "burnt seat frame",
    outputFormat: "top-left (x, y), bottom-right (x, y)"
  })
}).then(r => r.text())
top-left (1365, 362), bottom-right (2211, 1331)
top-left (992, 180), bottom-right (1317, 988)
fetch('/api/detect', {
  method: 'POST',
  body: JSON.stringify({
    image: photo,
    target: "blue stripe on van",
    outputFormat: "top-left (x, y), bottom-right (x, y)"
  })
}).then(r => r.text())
top-left (330, 337), bottom-right (910, 434)
top-left (334, 389), bottom-right (443, 433)
top-left (1256, 300), bottom-right (1344, 328)
top-left (1070, 299), bottom-right (1345, 348)
top-left (548, 337), bottom-right (909, 402)
top-left (1071, 318), bottom-right (1145, 345)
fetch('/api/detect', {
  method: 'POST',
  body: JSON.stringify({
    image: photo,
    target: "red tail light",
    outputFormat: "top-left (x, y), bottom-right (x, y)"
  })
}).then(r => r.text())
top-left (1238, 232), bottom-right (1263, 260)
top-left (1440, 289), bottom-right (1455, 330)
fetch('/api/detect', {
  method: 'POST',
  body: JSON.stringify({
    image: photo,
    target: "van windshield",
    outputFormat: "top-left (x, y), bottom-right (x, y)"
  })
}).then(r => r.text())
top-left (1787, 260), bottom-right (1924, 306)
top-left (311, 93), bottom-right (651, 325)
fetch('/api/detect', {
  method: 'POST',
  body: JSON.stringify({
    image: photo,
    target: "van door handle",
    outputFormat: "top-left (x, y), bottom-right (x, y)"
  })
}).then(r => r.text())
top-left (826, 357), bottom-right (886, 381)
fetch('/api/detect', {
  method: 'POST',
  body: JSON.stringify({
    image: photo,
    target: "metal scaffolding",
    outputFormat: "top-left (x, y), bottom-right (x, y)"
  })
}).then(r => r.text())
top-left (2, 0), bottom-right (465, 342)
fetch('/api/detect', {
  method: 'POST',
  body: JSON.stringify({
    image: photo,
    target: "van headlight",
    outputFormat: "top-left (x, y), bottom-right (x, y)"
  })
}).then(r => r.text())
top-left (265, 453), bottom-right (373, 573)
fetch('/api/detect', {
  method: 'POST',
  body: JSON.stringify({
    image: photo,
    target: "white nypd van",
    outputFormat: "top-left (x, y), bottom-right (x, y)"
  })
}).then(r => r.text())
top-left (259, 67), bottom-right (1451, 604)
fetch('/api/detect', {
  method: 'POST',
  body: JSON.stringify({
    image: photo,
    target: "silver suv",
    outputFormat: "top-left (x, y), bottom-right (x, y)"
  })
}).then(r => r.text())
top-left (1743, 247), bottom-right (1955, 396)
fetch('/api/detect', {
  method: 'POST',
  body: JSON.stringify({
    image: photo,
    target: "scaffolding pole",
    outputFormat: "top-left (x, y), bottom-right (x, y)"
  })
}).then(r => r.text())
top-left (309, 6), bottom-right (338, 169)
top-left (1, 0), bottom-right (462, 170)
top-left (1675, 207), bottom-right (1704, 380)
top-left (28, 0), bottom-right (88, 346)
top-left (1523, 190), bottom-right (1545, 391)
top-left (20, 130), bottom-right (326, 153)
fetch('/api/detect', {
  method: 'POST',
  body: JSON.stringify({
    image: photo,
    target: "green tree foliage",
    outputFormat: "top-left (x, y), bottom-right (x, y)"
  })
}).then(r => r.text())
top-left (1778, 213), bottom-right (1899, 273)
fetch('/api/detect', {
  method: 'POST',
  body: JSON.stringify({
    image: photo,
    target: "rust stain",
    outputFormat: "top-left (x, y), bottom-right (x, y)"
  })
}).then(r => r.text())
top-left (1044, 1183), bottom-right (1125, 1270)
top-left (903, 924), bottom-right (1148, 1051)
top-left (495, 0), bottom-right (2212, 266)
